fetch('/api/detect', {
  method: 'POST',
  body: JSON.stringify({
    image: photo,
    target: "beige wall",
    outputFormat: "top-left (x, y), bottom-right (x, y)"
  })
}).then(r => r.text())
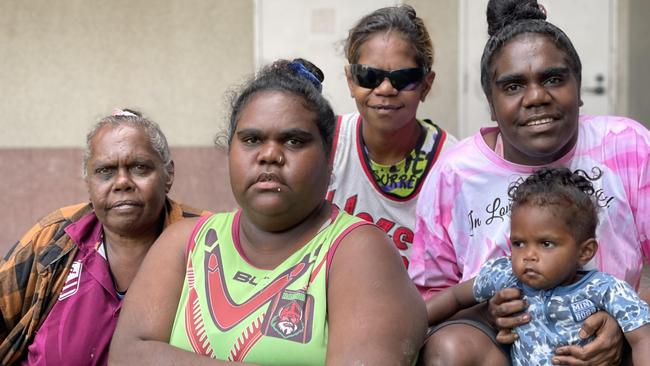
top-left (0, 147), bottom-right (237, 255)
top-left (406, 0), bottom-right (459, 137)
top-left (0, 0), bottom-right (253, 147)
top-left (0, 0), bottom-right (251, 253)
top-left (0, 0), bottom-right (474, 150)
top-left (2, 0), bottom-right (649, 255)
top-left (0, 0), bottom-right (461, 252)
top-left (627, 0), bottom-right (650, 126)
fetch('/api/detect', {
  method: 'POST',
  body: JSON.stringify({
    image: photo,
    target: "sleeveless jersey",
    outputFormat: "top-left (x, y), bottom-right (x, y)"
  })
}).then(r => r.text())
top-left (326, 112), bottom-right (456, 268)
top-left (169, 209), bottom-right (368, 365)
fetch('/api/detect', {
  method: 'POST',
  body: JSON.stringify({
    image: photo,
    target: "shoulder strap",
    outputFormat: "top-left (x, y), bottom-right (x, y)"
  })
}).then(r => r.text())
top-left (185, 215), bottom-right (213, 263)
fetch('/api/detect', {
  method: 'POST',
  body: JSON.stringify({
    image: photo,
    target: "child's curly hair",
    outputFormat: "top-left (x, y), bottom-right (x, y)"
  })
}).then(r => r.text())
top-left (508, 167), bottom-right (599, 243)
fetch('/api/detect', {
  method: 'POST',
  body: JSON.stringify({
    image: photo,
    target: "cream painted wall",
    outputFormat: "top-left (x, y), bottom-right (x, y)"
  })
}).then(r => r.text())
top-left (255, 0), bottom-right (399, 119)
top-left (0, 0), bottom-right (254, 147)
top-left (2, 1), bottom-right (647, 148)
top-left (406, 0), bottom-right (459, 137)
top-left (627, 0), bottom-right (650, 127)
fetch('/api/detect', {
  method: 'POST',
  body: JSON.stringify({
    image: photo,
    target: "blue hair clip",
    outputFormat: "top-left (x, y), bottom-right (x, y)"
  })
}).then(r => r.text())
top-left (288, 61), bottom-right (323, 92)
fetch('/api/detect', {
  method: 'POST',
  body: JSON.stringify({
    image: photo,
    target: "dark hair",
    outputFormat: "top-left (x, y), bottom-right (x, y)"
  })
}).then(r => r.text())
top-left (508, 167), bottom-right (599, 243)
top-left (344, 5), bottom-right (433, 71)
top-left (83, 108), bottom-right (172, 179)
top-left (225, 58), bottom-right (336, 157)
top-left (480, 0), bottom-right (582, 95)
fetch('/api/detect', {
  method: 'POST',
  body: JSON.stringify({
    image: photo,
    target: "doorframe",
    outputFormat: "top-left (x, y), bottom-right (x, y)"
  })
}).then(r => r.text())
top-left (457, 0), bottom-right (471, 139)
top-left (607, 0), bottom-right (620, 116)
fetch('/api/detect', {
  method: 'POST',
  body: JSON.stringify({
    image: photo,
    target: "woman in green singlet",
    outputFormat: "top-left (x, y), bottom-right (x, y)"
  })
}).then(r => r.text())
top-left (109, 59), bottom-right (426, 365)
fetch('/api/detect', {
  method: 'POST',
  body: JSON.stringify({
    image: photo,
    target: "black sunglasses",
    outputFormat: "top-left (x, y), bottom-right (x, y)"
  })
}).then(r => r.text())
top-left (349, 64), bottom-right (427, 91)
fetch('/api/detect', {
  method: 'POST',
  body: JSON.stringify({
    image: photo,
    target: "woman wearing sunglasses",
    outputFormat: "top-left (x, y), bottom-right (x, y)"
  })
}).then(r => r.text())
top-left (326, 5), bottom-right (457, 269)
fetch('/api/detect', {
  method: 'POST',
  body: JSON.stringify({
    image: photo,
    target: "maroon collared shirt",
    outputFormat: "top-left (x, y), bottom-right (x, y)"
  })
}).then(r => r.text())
top-left (24, 212), bottom-right (119, 366)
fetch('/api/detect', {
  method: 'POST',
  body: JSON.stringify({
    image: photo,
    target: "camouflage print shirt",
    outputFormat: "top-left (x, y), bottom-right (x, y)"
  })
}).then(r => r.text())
top-left (474, 256), bottom-right (650, 366)
top-left (0, 199), bottom-right (207, 365)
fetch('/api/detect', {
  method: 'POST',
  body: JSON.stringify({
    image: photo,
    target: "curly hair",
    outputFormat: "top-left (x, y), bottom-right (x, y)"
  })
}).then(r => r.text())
top-left (508, 167), bottom-right (599, 243)
top-left (224, 58), bottom-right (336, 158)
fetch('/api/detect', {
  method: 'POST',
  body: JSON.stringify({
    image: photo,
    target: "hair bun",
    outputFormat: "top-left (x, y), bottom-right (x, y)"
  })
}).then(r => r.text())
top-left (486, 0), bottom-right (546, 37)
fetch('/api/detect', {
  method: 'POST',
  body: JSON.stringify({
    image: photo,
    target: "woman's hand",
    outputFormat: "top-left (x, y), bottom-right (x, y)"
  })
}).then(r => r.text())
top-left (552, 311), bottom-right (623, 366)
top-left (487, 288), bottom-right (530, 344)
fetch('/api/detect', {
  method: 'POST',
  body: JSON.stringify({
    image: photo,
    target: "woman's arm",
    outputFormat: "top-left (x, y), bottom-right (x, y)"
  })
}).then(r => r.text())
top-left (640, 287), bottom-right (650, 304)
top-left (625, 323), bottom-right (650, 365)
top-left (108, 218), bottom-right (256, 366)
top-left (326, 225), bottom-right (427, 365)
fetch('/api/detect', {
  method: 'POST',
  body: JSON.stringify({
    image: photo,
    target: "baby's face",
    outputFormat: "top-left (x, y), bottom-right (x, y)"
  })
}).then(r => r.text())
top-left (510, 204), bottom-right (582, 289)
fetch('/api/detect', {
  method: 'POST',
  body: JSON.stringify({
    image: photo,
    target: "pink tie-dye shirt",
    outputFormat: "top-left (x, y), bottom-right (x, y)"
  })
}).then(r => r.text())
top-left (409, 115), bottom-right (650, 298)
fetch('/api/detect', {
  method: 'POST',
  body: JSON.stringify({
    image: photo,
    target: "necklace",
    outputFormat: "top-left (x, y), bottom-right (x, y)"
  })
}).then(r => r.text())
top-left (101, 238), bottom-right (128, 299)
top-left (360, 120), bottom-right (438, 198)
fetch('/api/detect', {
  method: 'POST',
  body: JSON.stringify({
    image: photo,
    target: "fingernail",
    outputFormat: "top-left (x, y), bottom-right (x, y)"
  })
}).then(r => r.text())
top-left (579, 329), bottom-right (587, 338)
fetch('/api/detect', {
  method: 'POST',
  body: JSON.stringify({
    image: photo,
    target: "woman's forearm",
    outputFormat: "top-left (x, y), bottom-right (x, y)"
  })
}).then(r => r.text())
top-left (108, 339), bottom-right (258, 366)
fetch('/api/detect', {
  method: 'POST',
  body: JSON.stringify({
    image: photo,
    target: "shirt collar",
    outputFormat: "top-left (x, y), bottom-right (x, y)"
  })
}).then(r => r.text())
top-left (64, 210), bottom-right (103, 250)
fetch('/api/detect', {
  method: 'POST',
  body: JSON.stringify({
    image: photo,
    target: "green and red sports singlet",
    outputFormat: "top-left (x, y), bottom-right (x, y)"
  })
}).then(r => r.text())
top-left (169, 209), bottom-right (368, 365)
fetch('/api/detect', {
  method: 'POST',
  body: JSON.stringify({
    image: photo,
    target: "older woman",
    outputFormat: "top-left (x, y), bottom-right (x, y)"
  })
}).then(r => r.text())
top-left (0, 109), bottom-right (208, 365)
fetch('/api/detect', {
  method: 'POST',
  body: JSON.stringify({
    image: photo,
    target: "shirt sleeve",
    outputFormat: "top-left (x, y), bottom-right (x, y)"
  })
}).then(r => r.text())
top-left (408, 164), bottom-right (462, 299)
top-left (473, 257), bottom-right (517, 302)
top-left (601, 276), bottom-right (650, 333)
top-left (636, 128), bottom-right (650, 262)
top-left (0, 221), bottom-right (55, 331)
top-left (608, 117), bottom-right (650, 262)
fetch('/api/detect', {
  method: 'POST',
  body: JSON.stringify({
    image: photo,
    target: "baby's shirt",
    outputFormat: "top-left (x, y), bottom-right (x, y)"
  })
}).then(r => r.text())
top-left (473, 257), bottom-right (650, 366)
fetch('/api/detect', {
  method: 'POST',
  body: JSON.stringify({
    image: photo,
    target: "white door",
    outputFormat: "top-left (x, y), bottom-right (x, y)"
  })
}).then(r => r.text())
top-left (255, 0), bottom-right (400, 116)
top-left (458, 0), bottom-right (616, 138)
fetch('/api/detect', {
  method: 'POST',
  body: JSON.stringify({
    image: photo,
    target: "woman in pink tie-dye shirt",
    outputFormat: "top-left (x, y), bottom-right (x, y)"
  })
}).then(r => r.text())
top-left (409, 0), bottom-right (650, 365)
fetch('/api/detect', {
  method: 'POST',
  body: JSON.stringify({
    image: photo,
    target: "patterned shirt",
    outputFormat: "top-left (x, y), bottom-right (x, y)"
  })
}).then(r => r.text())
top-left (474, 257), bottom-right (650, 366)
top-left (365, 119), bottom-right (446, 198)
top-left (327, 112), bottom-right (457, 268)
top-left (409, 115), bottom-right (650, 296)
top-left (169, 209), bottom-right (369, 364)
top-left (0, 199), bottom-right (207, 365)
